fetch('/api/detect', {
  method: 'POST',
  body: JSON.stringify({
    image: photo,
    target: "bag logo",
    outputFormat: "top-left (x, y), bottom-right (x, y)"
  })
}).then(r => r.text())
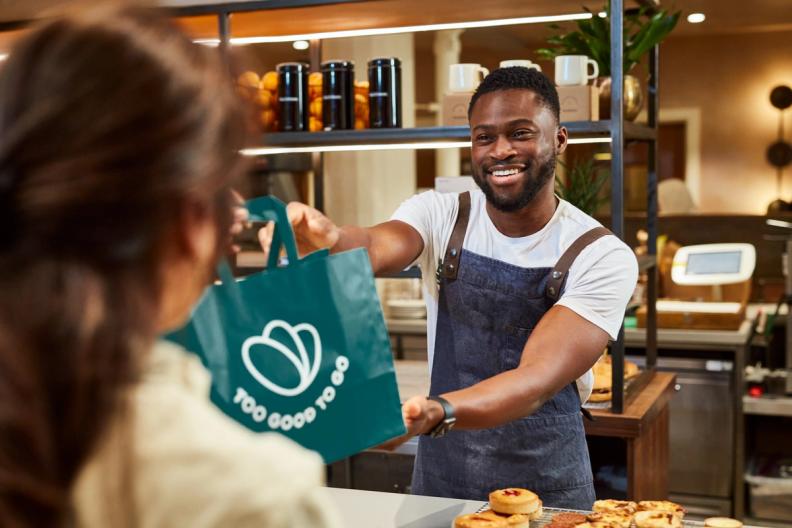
top-left (235, 319), bottom-right (350, 432)
top-left (241, 320), bottom-right (322, 397)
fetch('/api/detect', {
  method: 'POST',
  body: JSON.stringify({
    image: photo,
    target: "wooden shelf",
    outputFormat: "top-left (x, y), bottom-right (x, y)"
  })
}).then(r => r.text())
top-left (252, 121), bottom-right (655, 150)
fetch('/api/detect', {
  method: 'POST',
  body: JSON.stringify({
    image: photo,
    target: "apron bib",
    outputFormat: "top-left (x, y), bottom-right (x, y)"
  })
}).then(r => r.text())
top-left (411, 192), bottom-right (609, 509)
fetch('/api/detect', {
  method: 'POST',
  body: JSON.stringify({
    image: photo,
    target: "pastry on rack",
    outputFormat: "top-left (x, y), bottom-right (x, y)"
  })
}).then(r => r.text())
top-left (704, 517), bottom-right (743, 528)
top-left (478, 509), bottom-right (531, 528)
top-left (637, 500), bottom-right (686, 518)
top-left (592, 499), bottom-right (637, 514)
top-left (453, 512), bottom-right (508, 528)
top-left (634, 511), bottom-right (682, 528)
top-left (574, 522), bottom-right (622, 528)
top-left (590, 354), bottom-right (640, 402)
top-left (586, 510), bottom-right (632, 528)
top-left (488, 488), bottom-right (542, 516)
top-left (546, 512), bottom-right (587, 528)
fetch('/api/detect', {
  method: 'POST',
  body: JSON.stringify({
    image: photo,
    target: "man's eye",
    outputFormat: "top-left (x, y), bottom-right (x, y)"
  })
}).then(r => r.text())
top-left (513, 129), bottom-right (532, 138)
top-left (475, 134), bottom-right (492, 142)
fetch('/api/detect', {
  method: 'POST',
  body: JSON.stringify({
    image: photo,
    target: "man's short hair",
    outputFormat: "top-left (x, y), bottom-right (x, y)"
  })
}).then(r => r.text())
top-left (468, 67), bottom-right (561, 123)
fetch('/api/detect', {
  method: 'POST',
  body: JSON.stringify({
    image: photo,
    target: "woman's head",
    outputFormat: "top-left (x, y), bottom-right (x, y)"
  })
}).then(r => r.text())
top-left (0, 4), bottom-right (248, 321)
top-left (0, 5), bottom-right (248, 526)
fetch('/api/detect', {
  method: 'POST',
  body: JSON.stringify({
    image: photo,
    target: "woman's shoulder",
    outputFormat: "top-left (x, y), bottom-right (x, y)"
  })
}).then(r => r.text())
top-left (132, 340), bottom-right (331, 493)
top-left (73, 341), bottom-right (341, 528)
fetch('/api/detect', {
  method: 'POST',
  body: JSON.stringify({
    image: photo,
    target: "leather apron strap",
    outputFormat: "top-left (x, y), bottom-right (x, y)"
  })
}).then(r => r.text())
top-left (544, 225), bottom-right (613, 421)
top-left (545, 226), bottom-right (613, 302)
top-left (437, 191), bottom-right (471, 282)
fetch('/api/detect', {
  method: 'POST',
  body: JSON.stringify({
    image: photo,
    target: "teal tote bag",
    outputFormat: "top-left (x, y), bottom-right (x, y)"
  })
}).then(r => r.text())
top-left (168, 196), bottom-right (405, 463)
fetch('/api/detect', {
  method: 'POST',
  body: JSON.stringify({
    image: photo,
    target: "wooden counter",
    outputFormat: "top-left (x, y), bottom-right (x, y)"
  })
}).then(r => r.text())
top-left (393, 360), bottom-right (676, 501)
top-left (586, 371), bottom-right (677, 500)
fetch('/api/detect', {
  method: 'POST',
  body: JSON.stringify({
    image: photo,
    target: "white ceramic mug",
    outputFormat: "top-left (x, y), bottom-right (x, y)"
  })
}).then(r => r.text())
top-left (554, 55), bottom-right (599, 86)
top-left (499, 59), bottom-right (542, 72)
top-left (448, 63), bottom-right (490, 93)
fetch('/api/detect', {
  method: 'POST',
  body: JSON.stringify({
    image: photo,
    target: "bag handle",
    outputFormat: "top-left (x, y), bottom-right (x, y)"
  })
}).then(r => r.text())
top-left (245, 196), bottom-right (300, 269)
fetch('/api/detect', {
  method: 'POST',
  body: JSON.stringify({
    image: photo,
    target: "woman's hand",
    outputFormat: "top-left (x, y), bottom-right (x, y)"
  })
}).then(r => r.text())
top-left (229, 189), bottom-right (248, 253)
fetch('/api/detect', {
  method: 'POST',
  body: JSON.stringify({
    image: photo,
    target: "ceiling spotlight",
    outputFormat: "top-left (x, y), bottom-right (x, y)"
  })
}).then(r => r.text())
top-left (687, 13), bottom-right (706, 24)
top-left (292, 40), bottom-right (310, 50)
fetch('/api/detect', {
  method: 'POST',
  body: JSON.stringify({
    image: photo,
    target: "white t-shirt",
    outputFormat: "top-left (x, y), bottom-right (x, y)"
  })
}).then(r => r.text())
top-left (391, 189), bottom-right (638, 402)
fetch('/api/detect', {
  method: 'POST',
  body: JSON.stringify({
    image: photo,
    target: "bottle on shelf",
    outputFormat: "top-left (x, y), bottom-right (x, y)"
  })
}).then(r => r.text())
top-left (367, 57), bottom-right (401, 128)
top-left (321, 60), bottom-right (355, 130)
top-left (277, 62), bottom-right (310, 132)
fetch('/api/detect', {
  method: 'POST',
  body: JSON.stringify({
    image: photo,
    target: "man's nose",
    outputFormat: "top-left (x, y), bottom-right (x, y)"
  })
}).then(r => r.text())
top-left (490, 136), bottom-right (517, 160)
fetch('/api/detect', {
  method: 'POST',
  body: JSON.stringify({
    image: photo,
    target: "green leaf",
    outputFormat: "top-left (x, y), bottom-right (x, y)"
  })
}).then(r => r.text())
top-left (536, 3), bottom-right (679, 76)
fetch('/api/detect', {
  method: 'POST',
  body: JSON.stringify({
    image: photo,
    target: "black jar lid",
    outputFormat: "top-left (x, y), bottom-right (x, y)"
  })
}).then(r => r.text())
top-left (276, 62), bottom-right (310, 73)
top-left (321, 60), bottom-right (354, 70)
top-left (368, 57), bottom-right (401, 68)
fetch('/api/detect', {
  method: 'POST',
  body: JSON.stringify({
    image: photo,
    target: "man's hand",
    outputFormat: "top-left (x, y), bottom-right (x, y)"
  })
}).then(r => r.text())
top-left (377, 396), bottom-right (444, 450)
top-left (257, 201), bottom-right (340, 260)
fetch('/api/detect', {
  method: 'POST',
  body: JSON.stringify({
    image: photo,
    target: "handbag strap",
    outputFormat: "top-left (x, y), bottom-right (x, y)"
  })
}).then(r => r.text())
top-left (545, 226), bottom-right (612, 302)
top-left (439, 191), bottom-right (471, 281)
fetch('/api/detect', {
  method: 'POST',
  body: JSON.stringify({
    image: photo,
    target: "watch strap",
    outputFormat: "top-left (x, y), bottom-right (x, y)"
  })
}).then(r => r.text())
top-left (425, 395), bottom-right (455, 438)
top-left (427, 395), bottom-right (454, 420)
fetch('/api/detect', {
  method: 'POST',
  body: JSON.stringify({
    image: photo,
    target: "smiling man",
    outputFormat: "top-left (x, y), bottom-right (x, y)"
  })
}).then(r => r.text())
top-left (260, 67), bottom-right (638, 508)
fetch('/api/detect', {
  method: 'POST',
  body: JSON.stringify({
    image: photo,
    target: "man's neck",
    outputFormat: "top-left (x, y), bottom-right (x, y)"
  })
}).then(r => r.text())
top-left (485, 185), bottom-right (558, 238)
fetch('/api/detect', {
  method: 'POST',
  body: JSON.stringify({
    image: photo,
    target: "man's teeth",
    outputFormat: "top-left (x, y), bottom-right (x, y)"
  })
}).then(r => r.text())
top-left (491, 168), bottom-right (521, 177)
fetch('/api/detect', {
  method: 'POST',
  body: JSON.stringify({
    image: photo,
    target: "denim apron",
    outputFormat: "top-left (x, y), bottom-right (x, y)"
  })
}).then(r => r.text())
top-left (411, 193), bottom-right (604, 509)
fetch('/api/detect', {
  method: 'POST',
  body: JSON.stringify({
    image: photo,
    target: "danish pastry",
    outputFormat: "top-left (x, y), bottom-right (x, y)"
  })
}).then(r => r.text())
top-left (488, 488), bottom-right (541, 515)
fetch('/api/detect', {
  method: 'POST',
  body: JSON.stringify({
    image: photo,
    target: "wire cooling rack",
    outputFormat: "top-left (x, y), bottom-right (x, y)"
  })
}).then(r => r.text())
top-left (474, 505), bottom-right (706, 528)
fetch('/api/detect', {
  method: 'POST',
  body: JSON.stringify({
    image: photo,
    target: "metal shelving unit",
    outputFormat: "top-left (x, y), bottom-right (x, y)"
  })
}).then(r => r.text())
top-left (204, 0), bottom-right (660, 414)
top-left (251, 121), bottom-right (656, 148)
top-left (0, 0), bottom-right (661, 416)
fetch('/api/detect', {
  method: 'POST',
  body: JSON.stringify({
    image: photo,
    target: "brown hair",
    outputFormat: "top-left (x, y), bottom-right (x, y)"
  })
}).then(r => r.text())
top-left (0, 5), bottom-right (249, 526)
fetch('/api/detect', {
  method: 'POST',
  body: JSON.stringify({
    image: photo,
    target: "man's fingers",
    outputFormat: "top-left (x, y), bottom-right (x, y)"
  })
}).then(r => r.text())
top-left (286, 201), bottom-right (310, 227)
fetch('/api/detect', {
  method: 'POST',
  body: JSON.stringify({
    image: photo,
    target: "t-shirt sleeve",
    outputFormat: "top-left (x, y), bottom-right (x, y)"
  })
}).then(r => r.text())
top-left (556, 237), bottom-right (638, 340)
top-left (390, 190), bottom-right (457, 271)
top-left (390, 191), bottom-right (435, 248)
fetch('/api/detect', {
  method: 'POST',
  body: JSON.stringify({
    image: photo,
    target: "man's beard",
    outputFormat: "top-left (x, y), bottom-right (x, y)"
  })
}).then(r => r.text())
top-left (473, 152), bottom-right (557, 213)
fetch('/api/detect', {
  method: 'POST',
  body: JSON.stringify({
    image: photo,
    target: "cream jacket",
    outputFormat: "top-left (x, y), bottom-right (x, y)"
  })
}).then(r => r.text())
top-left (72, 340), bottom-right (342, 528)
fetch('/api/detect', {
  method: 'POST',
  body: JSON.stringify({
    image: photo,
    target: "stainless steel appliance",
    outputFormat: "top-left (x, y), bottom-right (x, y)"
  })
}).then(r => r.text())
top-left (630, 355), bottom-right (734, 516)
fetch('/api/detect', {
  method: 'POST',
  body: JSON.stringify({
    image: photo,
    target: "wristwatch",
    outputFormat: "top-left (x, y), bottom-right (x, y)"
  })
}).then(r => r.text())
top-left (425, 395), bottom-right (456, 438)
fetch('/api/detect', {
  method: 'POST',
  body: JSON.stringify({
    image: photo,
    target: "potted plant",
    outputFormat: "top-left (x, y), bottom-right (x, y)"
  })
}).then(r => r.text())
top-left (555, 158), bottom-right (609, 215)
top-left (537, 2), bottom-right (680, 120)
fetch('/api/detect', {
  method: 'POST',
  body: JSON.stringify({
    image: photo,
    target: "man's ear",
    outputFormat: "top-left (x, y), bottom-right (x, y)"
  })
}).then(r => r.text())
top-left (556, 125), bottom-right (569, 155)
